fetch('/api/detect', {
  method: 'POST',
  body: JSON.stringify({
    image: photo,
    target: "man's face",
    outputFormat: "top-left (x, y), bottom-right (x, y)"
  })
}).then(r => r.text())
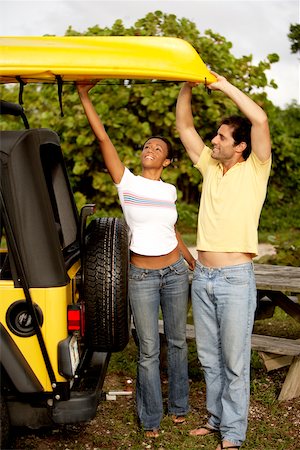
top-left (211, 124), bottom-right (237, 162)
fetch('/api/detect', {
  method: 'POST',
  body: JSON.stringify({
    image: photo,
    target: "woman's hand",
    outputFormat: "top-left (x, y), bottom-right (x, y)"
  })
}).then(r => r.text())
top-left (187, 257), bottom-right (196, 271)
top-left (185, 81), bottom-right (199, 89)
top-left (76, 82), bottom-right (97, 96)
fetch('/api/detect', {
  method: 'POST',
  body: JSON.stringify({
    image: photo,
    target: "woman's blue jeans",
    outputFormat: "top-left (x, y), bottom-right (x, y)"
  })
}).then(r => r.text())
top-left (192, 261), bottom-right (256, 446)
top-left (129, 257), bottom-right (190, 430)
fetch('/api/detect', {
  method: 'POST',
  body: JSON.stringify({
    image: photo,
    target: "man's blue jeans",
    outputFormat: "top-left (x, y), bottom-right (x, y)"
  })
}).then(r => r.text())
top-left (192, 261), bottom-right (256, 446)
top-left (129, 257), bottom-right (190, 430)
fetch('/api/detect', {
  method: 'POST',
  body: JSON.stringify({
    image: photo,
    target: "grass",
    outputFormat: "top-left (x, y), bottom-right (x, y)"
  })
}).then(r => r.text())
top-left (254, 307), bottom-right (300, 339)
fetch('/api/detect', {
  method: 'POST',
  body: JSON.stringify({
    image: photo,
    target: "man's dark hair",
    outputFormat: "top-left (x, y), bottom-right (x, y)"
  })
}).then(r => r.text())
top-left (143, 136), bottom-right (174, 161)
top-left (220, 116), bottom-right (252, 159)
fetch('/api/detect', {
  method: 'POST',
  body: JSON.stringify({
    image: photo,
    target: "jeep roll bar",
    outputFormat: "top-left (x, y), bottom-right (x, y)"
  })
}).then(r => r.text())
top-left (0, 99), bottom-right (29, 129)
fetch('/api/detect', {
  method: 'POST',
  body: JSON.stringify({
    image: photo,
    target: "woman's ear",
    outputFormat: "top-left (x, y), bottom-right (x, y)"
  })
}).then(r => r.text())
top-left (163, 158), bottom-right (171, 167)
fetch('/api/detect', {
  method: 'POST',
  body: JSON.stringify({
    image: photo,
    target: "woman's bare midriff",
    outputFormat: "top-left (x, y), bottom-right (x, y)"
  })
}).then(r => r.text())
top-left (130, 246), bottom-right (180, 269)
top-left (198, 251), bottom-right (252, 268)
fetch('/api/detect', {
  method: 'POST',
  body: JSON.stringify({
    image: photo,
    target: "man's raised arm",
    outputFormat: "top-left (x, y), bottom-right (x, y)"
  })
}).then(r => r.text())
top-left (209, 72), bottom-right (271, 162)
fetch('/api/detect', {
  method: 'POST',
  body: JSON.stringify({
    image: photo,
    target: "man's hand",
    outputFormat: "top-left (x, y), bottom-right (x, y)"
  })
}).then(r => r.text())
top-left (207, 71), bottom-right (228, 91)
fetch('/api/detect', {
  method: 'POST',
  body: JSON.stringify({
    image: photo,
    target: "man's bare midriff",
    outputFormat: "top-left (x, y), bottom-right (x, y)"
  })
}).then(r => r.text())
top-left (130, 246), bottom-right (180, 269)
top-left (198, 251), bottom-right (252, 268)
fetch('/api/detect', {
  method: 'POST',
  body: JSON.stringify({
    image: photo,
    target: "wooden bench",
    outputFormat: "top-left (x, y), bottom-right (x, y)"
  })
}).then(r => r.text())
top-left (251, 335), bottom-right (300, 401)
top-left (157, 320), bottom-right (300, 402)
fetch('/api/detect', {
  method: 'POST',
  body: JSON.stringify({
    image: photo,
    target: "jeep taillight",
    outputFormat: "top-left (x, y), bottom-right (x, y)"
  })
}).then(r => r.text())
top-left (67, 305), bottom-right (84, 336)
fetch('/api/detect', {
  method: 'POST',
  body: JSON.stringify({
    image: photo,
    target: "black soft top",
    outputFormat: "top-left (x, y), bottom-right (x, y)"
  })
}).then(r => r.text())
top-left (0, 128), bottom-right (79, 288)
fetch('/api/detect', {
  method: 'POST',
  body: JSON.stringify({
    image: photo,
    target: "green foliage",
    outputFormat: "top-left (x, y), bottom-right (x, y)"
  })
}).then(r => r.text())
top-left (288, 23), bottom-right (300, 53)
top-left (176, 202), bottom-right (198, 235)
top-left (1, 11), bottom-right (299, 247)
top-left (259, 231), bottom-right (300, 267)
top-left (260, 101), bottom-right (300, 238)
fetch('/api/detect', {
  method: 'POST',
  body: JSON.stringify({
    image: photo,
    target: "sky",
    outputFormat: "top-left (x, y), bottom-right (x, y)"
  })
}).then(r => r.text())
top-left (1, 0), bottom-right (299, 108)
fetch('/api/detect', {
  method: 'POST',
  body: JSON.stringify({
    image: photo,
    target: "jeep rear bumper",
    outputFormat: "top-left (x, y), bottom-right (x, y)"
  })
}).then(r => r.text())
top-left (52, 351), bottom-right (110, 424)
top-left (6, 351), bottom-right (110, 428)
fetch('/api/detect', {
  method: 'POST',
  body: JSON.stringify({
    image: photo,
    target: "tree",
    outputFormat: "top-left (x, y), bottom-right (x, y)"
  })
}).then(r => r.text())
top-left (288, 23), bottom-right (300, 53)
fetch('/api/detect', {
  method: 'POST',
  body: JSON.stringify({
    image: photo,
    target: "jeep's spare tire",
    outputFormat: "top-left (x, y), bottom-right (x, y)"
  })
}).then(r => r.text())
top-left (83, 217), bottom-right (129, 352)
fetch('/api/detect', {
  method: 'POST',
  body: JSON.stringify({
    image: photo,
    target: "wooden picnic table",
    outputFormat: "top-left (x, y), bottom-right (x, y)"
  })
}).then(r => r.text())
top-left (254, 263), bottom-right (300, 293)
top-left (254, 263), bottom-right (300, 324)
top-left (252, 264), bottom-right (300, 401)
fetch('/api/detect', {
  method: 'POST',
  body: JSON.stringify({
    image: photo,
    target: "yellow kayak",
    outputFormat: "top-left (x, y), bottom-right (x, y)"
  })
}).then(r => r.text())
top-left (0, 36), bottom-right (216, 84)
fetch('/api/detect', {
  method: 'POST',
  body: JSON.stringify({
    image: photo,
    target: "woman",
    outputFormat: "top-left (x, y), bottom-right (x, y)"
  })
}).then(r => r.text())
top-left (77, 83), bottom-right (196, 438)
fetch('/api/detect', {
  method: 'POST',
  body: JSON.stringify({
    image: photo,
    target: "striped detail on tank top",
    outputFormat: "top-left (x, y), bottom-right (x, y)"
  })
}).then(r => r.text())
top-left (123, 191), bottom-right (175, 209)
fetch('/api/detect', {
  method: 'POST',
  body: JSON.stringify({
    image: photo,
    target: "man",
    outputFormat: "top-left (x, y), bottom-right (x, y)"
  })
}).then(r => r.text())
top-left (176, 72), bottom-right (271, 450)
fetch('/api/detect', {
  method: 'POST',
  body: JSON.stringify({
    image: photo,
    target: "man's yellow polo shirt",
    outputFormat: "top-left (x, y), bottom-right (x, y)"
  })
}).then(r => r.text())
top-left (194, 146), bottom-right (272, 257)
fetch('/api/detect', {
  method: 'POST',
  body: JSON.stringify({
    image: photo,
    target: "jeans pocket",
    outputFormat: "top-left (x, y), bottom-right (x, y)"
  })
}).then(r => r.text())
top-left (129, 266), bottom-right (148, 281)
top-left (224, 271), bottom-right (249, 286)
top-left (192, 262), bottom-right (203, 281)
top-left (172, 258), bottom-right (189, 276)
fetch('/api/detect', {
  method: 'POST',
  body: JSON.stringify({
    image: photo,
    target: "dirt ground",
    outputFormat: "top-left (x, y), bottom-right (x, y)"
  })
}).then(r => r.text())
top-left (11, 361), bottom-right (300, 450)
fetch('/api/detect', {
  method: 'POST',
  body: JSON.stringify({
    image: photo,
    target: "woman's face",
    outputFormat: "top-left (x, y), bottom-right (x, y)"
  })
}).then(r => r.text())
top-left (141, 138), bottom-right (170, 169)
